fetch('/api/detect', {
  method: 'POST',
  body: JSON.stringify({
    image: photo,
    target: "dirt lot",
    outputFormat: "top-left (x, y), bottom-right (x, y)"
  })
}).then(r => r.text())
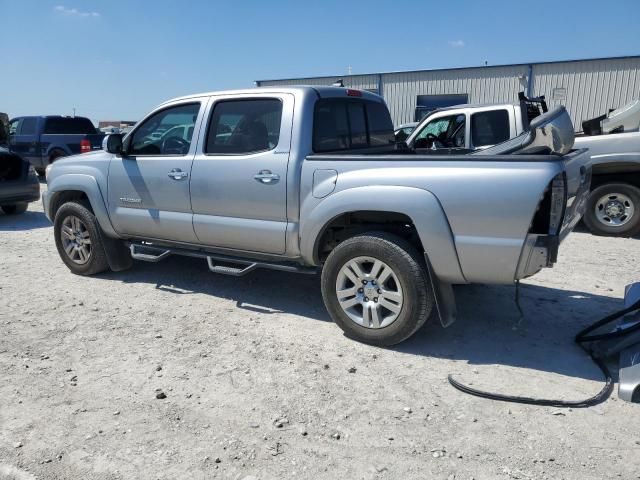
top-left (1, 188), bottom-right (640, 480)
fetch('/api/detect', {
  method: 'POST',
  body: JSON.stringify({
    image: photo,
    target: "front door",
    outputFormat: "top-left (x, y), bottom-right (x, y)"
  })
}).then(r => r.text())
top-left (107, 101), bottom-right (204, 243)
top-left (190, 94), bottom-right (293, 254)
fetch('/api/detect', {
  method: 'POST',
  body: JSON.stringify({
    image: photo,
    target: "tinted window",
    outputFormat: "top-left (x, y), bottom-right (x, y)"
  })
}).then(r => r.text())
top-left (43, 117), bottom-right (96, 135)
top-left (20, 118), bottom-right (38, 135)
top-left (367, 102), bottom-right (395, 146)
top-left (348, 103), bottom-right (367, 147)
top-left (130, 103), bottom-right (200, 156)
top-left (206, 99), bottom-right (282, 155)
top-left (313, 99), bottom-right (394, 153)
top-left (471, 110), bottom-right (510, 147)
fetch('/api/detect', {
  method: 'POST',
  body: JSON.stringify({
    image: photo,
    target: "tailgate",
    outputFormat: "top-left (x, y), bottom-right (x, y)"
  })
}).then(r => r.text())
top-left (559, 148), bottom-right (592, 240)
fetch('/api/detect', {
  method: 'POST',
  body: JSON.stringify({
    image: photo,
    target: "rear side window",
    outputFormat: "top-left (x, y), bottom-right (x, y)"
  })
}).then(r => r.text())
top-left (20, 118), bottom-right (38, 135)
top-left (44, 117), bottom-right (96, 135)
top-left (471, 110), bottom-right (510, 147)
top-left (206, 98), bottom-right (282, 155)
top-left (313, 99), bottom-right (394, 153)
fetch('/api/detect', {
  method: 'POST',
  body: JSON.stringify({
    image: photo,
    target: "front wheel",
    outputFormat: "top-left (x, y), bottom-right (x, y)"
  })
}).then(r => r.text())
top-left (583, 183), bottom-right (640, 237)
top-left (321, 232), bottom-right (434, 346)
top-left (54, 201), bottom-right (110, 275)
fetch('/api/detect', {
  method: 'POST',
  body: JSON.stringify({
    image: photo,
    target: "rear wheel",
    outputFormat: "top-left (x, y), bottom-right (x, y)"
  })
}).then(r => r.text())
top-left (1, 202), bottom-right (28, 215)
top-left (583, 183), bottom-right (640, 237)
top-left (321, 232), bottom-right (434, 346)
top-left (54, 201), bottom-right (109, 275)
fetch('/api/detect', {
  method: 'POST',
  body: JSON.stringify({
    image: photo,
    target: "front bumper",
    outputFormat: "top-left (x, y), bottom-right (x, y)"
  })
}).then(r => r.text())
top-left (42, 189), bottom-right (52, 221)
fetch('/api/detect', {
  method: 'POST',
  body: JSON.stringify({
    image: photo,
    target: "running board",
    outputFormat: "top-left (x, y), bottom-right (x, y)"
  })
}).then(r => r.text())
top-left (128, 242), bottom-right (316, 276)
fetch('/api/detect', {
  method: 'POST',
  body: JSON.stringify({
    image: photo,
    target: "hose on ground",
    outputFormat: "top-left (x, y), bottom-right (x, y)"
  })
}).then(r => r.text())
top-left (447, 294), bottom-right (640, 408)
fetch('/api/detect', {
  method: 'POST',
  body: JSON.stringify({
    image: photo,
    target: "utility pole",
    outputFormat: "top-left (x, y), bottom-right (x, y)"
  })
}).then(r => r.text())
top-left (72, 107), bottom-right (76, 118)
top-left (348, 65), bottom-right (352, 75)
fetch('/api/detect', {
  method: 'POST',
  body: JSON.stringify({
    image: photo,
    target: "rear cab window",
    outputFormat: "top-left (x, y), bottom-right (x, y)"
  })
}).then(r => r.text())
top-left (313, 99), bottom-right (394, 153)
top-left (43, 117), bottom-right (96, 135)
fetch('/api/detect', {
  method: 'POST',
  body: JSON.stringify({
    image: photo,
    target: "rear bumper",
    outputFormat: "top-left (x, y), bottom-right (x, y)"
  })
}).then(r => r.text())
top-left (0, 179), bottom-right (40, 205)
top-left (515, 233), bottom-right (559, 279)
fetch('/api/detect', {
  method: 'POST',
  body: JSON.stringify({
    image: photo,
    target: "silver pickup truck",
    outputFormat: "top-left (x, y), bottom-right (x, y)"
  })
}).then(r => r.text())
top-left (43, 87), bottom-right (591, 345)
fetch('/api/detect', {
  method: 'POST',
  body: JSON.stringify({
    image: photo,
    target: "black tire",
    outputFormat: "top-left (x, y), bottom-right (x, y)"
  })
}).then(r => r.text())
top-left (321, 232), bottom-right (434, 346)
top-left (1, 202), bottom-right (28, 215)
top-left (49, 149), bottom-right (66, 164)
top-left (54, 201), bottom-right (110, 275)
top-left (583, 183), bottom-right (640, 237)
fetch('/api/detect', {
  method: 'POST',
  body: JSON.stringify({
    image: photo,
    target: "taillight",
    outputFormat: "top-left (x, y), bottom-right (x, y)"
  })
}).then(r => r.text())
top-left (346, 89), bottom-right (362, 97)
top-left (80, 139), bottom-right (91, 154)
top-left (529, 173), bottom-right (566, 235)
top-left (548, 173), bottom-right (566, 234)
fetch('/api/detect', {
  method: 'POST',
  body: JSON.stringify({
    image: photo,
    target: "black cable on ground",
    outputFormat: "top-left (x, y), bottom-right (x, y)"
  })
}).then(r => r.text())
top-left (447, 296), bottom-right (640, 408)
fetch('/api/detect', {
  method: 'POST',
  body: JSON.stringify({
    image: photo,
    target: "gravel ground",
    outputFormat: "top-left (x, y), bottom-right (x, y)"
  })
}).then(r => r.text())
top-left (1, 187), bottom-right (640, 480)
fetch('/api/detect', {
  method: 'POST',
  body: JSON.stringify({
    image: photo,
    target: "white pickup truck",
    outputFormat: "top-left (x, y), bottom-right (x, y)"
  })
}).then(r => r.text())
top-left (406, 96), bottom-right (640, 237)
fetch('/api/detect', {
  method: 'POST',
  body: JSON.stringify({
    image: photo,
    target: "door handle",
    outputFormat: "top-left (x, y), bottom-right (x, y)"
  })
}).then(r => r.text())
top-left (254, 170), bottom-right (280, 184)
top-left (168, 168), bottom-right (188, 180)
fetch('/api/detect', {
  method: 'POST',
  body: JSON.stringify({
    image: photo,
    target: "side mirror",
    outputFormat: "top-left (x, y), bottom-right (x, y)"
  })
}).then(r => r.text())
top-left (104, 133), bottom-right (124, 155)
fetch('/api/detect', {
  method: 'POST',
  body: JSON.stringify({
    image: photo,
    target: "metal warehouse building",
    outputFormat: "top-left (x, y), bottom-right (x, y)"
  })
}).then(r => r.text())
top-left (256, 55), bottom-right (640, 131)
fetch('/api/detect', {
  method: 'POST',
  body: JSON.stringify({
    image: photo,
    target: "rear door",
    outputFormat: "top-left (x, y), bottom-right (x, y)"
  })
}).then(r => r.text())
top-left (107, 100), bottom-right (205, 243)
top-left (190, 94), bottom-right (294, 254)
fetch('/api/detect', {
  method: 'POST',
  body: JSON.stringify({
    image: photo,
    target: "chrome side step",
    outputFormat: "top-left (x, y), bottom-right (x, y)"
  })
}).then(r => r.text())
top-left (128, 242), bottom-right (317, 276)
top-left (130, 244), bottom-right (171, 262)
top-left (206, 257), bottom-right (258, 277)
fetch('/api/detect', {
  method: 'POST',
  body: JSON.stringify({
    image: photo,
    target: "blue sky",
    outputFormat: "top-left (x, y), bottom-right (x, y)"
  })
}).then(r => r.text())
top-left (1, 0), bottom-right (638, 123)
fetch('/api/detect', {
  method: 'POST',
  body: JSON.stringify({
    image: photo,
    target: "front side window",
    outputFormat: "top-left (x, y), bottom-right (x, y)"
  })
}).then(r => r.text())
top-left (130, 103), bottom-right (200, 156)
top-left (414, 114), bottom-right (465, 149)
top-left (471, 110), bottom-right (510, 147)
top-left (205, 99), bottom-right (282, 155)
top-left (8, 119), bottom-right (21, 135)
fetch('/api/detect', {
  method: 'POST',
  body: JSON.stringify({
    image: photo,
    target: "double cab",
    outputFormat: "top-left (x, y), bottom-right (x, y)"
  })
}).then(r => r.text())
top-left (43, 87), bottom-right (591, 345)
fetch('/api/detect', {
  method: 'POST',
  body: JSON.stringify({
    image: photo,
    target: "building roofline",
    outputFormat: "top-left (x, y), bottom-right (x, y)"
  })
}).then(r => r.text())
top-left (255, 54), bottom-right (640, 84)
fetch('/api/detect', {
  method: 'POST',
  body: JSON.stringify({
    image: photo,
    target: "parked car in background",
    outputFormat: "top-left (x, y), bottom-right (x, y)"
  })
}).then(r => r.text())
top-left (43, 87), bottom-right (591, 346)
top-left (0, 145), bottom-right (40, 215)
top-left (0, 113), bottom-right (8, 145)
top-left (406, 94), bottom-right (640, 237)
top-left (8, 116), bottom-right (105, 176)
top-left (393, 122), bottom-right (418, 143)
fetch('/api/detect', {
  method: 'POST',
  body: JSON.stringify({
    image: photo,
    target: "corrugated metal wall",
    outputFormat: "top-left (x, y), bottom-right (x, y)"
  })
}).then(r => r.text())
top-left (531, 57), bottom-right (640, 130)
top-left (258, 57), bottom-right (640, 130)
top-left (381, 65), bottom-right (529, 125)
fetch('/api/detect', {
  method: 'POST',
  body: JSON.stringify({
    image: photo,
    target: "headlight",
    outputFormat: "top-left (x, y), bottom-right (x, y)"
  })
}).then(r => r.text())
top-left (45, 163), bottom-right (53, 182)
